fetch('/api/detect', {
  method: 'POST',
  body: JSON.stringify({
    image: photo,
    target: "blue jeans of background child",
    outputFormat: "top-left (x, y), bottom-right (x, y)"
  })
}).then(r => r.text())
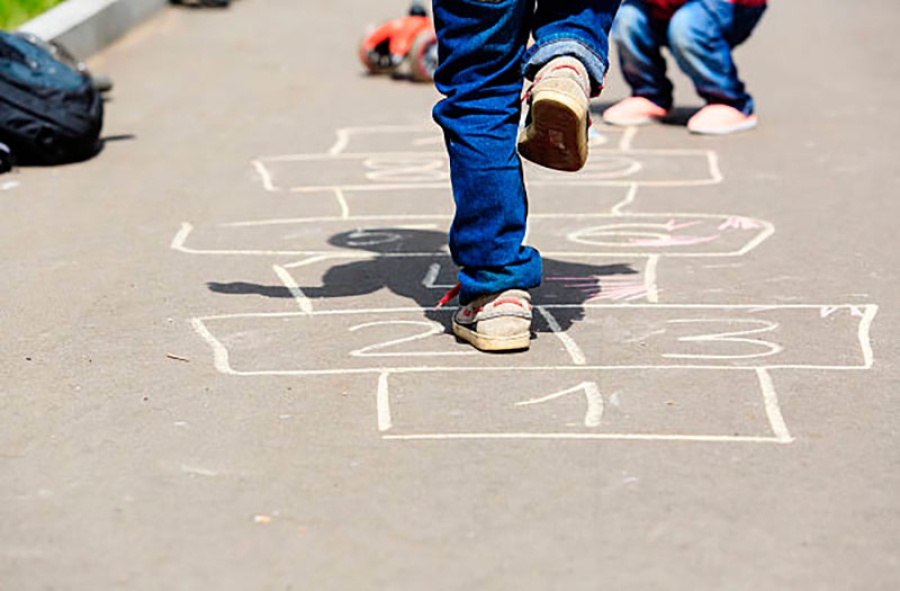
top-left (613, 0), bottom-right (766, 114)
top-left (431, 0), bottom-right (621, 305)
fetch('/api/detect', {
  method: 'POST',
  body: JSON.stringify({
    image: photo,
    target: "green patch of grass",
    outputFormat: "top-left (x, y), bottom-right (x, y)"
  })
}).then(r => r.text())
top-left (1, 0), bottom-right (67, 31)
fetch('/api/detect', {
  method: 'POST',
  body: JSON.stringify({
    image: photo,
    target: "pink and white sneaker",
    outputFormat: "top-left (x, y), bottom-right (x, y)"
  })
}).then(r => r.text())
top-left (517, 57), bottom-right (592, 173)
top-left (602, 96), bottom-right (670, 126)
top-left (687, 104), bottom-right (758, 135)
top-left (452, 289), bottom-right (533, 352)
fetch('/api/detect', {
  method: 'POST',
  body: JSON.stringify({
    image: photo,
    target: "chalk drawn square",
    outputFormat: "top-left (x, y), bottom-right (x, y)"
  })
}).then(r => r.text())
top-left (191, 305), bottom-right (875, 376)
top-left (558, 304), bottom-right (876, 369)
top-left (323, 126), bottom-right (445, 155)
top-left (253, 150), bottom-right (721, 194)
top-left (525, 149), bottom-right (721, 187)
top-left (174, 213), bottom-right (770, 261)
top-left (192, 309), bottom-right (581, 376)
top-left (378, 368), bottom-right (788, 443)
top-left (527, 213), bottom-right (773, 257)
top-left (254, 153), bottom-right (450, 193)
top-left (174, 218), bottom-right (453, 257)
top-left (336, 184), bottom-right (633, 217)
top-left (315, 125), bottom-right (630, 156)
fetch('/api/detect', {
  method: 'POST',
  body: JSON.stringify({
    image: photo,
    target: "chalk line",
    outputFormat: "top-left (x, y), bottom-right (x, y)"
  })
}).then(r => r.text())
top-left (858, 304), bottom-right (878, 368)
top-left (536, 306), bottom-right (586, 365)
top-left (333, 188), bottom-right (350, 218)
top-left (189, 318), bottom-right (235, 375)
top-left (382, 433), bottom-right (789, 443)
top-left (272, 265), bottom-right (313, 314)
top-left (645, 255), bottom-right (660, 303)
top-left (708, 151), bottom-right (723, 184)
top-left (251, 160), bottom-right (278, 192)
top-left (197, 303), bottom-right (878, 316)
top-left (282, 255), bottom-right (332, 270)
top-left (328, 129), bottom-right (350, 155)
top-left (422, 263), bottom-right (440, 288)
top-left (619, 126), bottom-right (638, 151)
top-left (515, 381), bottom-right (603, 427)
top-left (170, 222), bottom-right (193, 251)
top-left (756, 368), bottom-right (794, 443)
top-left (610, 183), bottom-right (639, 216)
top-left (220, 211), bottom-right (759, 226)
top-left (326, 126), bottom-right (438, 156)
top-left (377, 371), bottom-right (392, 431)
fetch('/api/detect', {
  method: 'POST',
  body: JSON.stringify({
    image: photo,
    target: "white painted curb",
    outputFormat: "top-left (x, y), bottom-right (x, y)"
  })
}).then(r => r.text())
top-left (18, 0), bottom-right (168, 59)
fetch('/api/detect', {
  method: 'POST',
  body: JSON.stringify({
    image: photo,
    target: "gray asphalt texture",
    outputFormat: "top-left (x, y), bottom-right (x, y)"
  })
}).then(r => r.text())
top-left (2, 1), bottom-right (899, 589)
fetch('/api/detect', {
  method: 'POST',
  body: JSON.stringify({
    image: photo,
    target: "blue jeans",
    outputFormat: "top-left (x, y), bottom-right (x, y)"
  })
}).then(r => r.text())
top-left (431, 0), bottom-right (621, 304)
top-left (613, 0), bottom-right (766, 114)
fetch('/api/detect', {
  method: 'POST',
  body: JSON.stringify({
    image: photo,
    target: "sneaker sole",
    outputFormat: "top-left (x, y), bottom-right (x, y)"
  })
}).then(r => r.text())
top-left (452, 321), bottom-right (531, 352)
top-left (518, 85), bottom-right (588, 172)
top-left (688, 115), bottom-right (758, 135)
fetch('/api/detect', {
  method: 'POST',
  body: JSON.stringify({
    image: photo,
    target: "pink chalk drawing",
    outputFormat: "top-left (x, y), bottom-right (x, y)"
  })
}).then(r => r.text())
top-left (569, 218), bottom-right (731, 249)
top-left (546, 276), bottom-right (650, 302)
top-left (663, 219), bottom-right (704, 232)
top-left (821, 305), bottom-right (868, 319)
top-left (718, 216), bottom-right (763, 231)
top-left (629, 234), bottom-right (721, 247)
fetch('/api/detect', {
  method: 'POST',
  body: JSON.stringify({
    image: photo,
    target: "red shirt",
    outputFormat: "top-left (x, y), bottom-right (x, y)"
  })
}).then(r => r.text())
top-left (645, 0), bottom-right (767, 20)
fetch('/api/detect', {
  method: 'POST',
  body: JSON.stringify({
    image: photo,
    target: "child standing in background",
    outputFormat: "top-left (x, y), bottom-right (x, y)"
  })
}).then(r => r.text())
top-left (602, 0), bottom-right (767, 134)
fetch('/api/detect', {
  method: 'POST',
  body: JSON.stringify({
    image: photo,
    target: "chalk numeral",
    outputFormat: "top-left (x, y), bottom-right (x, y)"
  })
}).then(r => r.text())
top-left (515, 381), bottom-right (604, 427)
top-left (663, 318), bottom-right (783, 360)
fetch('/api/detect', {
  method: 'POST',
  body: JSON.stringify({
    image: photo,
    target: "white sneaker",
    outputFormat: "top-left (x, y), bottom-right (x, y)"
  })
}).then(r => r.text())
top-left (452, 289), bottom-right (532, 352)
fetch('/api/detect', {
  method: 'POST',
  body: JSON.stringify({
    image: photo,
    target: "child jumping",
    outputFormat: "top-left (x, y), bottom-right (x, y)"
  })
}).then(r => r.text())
top-left (602, 0), bottom-right (767, 134)
top-left (431, 0), bottom-right (622, 352)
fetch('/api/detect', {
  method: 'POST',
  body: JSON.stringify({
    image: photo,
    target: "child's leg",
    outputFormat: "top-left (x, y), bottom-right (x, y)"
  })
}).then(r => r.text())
top-left (667, 0), bottom-right (766, 115)
top-left (431, 0), bottom-right (541, 306)
top-left (515, 0), bottom-right (620, 171)
top-left (527, 0), bottom-right (621, 94)
top-left (612, 0), bottom-right (673, 110)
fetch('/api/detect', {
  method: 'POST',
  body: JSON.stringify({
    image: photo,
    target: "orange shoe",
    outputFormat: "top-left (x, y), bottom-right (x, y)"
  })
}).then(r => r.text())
top-left (687, 104), bottom-right (758, 135)
top-left (602, 96), bottom-right (669, 126)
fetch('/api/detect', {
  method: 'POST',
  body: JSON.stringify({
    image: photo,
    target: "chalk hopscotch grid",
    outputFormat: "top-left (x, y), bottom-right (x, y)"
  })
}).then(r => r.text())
top-left (177, 125), bottom-right (878, 444)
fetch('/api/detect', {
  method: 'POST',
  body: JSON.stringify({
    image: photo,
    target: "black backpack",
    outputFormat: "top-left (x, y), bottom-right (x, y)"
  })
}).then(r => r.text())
top-left (0, 31), bottom-right (103, 166)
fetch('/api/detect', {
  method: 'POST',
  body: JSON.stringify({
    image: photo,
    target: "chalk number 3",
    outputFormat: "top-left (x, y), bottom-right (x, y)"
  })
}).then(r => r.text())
top-left (663, 318), bottom-right (783, 360)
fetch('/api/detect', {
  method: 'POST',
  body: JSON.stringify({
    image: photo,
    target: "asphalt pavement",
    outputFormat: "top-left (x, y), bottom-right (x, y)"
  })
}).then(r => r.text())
top-left (1, 0), bottom-right (899, 589)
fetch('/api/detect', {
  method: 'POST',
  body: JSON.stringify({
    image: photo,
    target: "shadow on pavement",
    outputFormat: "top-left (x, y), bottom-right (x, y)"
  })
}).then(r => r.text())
top-left (208, 228), bottom-right (641, 335)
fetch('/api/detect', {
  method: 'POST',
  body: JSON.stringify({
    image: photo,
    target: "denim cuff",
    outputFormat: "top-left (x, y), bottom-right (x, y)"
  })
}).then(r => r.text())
top-left (524, 38), bottom-right (608, 96)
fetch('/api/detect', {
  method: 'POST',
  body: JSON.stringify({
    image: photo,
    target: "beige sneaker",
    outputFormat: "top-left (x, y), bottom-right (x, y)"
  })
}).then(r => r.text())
top-left (452, 289), bottom-right (532, 352)
top-left (517, 56), bottom-right (591, 172)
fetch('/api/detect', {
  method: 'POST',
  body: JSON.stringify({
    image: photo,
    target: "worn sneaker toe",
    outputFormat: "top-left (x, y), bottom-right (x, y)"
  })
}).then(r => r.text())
top-left (452, 289), bottom-right (532, 352)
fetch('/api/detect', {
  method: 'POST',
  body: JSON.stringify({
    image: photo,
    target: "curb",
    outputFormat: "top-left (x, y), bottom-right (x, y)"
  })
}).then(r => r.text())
top-left (18, 0), bottom-right (168, 59)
